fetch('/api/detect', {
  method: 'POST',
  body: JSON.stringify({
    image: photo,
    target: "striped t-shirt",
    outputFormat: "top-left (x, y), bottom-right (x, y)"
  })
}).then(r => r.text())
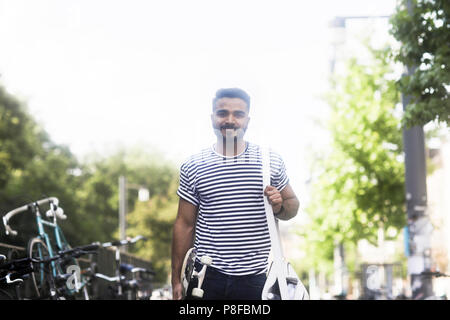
top-left (176, 142), bottom-right (289, 276)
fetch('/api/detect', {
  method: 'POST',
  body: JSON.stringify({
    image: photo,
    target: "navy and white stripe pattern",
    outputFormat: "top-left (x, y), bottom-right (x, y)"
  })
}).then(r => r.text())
top-left (177, 142), bottom-right (289, 276)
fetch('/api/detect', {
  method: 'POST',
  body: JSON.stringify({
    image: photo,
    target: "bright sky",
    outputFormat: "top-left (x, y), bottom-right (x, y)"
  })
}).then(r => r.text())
top-left (0, 0), bottom-right (397, 208)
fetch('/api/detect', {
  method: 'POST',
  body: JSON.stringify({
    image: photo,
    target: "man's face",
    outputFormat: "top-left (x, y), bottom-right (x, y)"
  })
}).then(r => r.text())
top-left (211, 97), bottom-right (250, 140)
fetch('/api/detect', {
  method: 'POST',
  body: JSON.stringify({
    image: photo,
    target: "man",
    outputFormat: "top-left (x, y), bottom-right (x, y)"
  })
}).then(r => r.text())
top-left (171, 88), bottom-right (299, 300)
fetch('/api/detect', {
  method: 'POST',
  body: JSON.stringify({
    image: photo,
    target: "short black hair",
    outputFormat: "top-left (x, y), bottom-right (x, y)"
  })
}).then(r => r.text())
top-left (212, 88), bottom-right (250, 112)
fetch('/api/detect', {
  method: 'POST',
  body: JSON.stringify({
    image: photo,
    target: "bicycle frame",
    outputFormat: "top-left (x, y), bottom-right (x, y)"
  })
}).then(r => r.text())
top-left (3, 197), bottom-right (89, 298)
top-left (32, 205), bottom-right (89, 297)
top-left (33, 205), bottom-right (65, 276)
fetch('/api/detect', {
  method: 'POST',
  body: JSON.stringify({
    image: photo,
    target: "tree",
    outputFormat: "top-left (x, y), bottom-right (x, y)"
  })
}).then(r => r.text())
top-left (389, 0), bottom-right (450, 127)
top-left (0, 85), bottom-right (43, 189)
top-left (121, 149), bottom-right (180, 284)
top-left (300, 46), bottom-right (406, 273)
top-left (2, 143), bottom-right (87, 247)
top-left (0, 83), bottom-right (180, 282)
top-left (76, 147), bottom-right (180, 283)
top-left (126, 193), bottom-right (178, 284)
top-left (0, 84), bottom-right (86, 247)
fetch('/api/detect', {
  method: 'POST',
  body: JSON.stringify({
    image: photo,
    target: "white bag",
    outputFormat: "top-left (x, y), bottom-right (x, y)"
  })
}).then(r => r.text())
top-left (260, 146), bottom-right (309, 300)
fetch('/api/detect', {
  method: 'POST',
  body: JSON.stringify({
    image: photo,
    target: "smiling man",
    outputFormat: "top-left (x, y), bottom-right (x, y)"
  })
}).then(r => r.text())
top-left (171, 88), bottom-right (300, 300)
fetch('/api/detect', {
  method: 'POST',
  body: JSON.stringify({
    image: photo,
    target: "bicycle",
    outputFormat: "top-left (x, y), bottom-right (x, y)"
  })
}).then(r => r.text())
top-left (0, 243), bottom-right (99, 300)
top-left (0, 253), bottom-right (27, 299)
top-left (2, 197), bottom-right (95, 299)
top-left (118, 263), bottom-right (155, 300)
top-left (89, 235), bottom-right (155, 300)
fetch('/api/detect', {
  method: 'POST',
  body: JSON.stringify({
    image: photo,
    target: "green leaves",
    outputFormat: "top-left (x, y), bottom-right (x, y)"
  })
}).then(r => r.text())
top-left (0, 87), bottom-right (43, 188)
top-left (390, 0), bottom-right (450, 127)
top-left (0, 85), bottom-right (85, 247)
top-left (301, 46), bottom-right (406, 272)
top-left (77, 148), bottom-right (180, 283)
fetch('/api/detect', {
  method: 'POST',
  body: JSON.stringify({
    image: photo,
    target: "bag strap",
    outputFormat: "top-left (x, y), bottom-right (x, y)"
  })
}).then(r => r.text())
top-left (261, 146), bottom-right (289, 299)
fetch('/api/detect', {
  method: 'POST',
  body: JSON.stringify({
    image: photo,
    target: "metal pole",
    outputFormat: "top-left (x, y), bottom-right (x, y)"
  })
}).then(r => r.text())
top-left (402, 0), bottom-right (433, 300)
top-left (333, 241), bottom-right (347, 298)
top-left (329, 17), bottom-right (347, 300)
top-left (403, 119), bottom-right (434, 299)
top-left (119, 175), bottom-right (127, 252)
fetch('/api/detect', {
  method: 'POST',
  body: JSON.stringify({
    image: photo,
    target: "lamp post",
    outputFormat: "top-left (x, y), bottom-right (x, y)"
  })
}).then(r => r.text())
top-left (118, 175), bottom-right (150, 252)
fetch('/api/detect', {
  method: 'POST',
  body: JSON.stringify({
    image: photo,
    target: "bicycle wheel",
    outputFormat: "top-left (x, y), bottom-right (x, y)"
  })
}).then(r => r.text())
top-left (27, 237), bottom-right (52, 299)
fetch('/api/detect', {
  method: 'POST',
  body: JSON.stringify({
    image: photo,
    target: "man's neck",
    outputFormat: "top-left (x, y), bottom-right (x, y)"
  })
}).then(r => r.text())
top-left (215, 138), bottom-right (247, 157)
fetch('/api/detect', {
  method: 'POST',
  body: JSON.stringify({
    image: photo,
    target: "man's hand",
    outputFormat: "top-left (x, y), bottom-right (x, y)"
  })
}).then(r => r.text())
top-left (264, 185), bottom-right (283, 214)
top-left (171, 198), bottom-right (198, 300)
top-left (172, 281), bottom-right (183, 300)
top-left (264, 184), bottom-right (299, 220)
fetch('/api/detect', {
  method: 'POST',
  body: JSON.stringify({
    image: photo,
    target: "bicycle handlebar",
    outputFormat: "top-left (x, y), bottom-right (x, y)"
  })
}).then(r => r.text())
top-left (119, 263), bottom-right (155, 275)
top-left (131, 267), bottom-right (155, 275)
top-left (1, 256), bottom-right (35, 271)
top-left (93, 273), bottom-right (126, 282)
top-left (420, 271), bottom-right (450, 278)
top-left (96, 235), bottom-right (147, 248)
top-left (58, 243), bottom-right (100, 257)
top-left (2, 197), bottom-right (64, 236)
top-left (0, 266), bottom-right (34, 285)
top-left (1, 245), bottom-right (98, 273)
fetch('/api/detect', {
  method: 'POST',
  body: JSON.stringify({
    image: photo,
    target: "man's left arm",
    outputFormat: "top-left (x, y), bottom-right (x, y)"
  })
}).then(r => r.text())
top-left (264, 184), bottom-right (299, 221)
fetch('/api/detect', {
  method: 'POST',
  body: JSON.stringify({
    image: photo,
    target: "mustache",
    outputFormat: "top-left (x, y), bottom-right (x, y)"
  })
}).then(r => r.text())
top-left (220, 124), bottom-right (237, 130)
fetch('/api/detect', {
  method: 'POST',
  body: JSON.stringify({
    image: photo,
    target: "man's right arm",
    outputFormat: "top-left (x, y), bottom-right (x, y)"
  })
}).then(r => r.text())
top-left (171, 197), bottom-right (198, 300)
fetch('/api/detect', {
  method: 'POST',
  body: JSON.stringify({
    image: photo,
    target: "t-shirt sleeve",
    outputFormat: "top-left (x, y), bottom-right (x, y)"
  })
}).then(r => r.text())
top-left (270, 151), bottom-right (290, 191)
top-left (176, 160), bottom-right (200, 207)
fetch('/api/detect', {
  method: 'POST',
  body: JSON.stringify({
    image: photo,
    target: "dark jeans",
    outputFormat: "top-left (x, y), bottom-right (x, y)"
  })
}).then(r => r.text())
top-left (186, 261), bottom-right (266, 300)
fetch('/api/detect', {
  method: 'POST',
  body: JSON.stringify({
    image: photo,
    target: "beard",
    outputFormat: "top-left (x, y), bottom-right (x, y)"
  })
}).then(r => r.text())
top-left (212, 124), bottom-right (247, 157)
top-left (213, 124), bottom-right (246, 140)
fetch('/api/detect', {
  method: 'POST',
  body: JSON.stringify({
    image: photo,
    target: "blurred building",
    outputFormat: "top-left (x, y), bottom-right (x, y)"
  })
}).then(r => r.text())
top-left (427, 134), bottom-right (450, 297)
top-left (355, 133), bottom-right (450, 299)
